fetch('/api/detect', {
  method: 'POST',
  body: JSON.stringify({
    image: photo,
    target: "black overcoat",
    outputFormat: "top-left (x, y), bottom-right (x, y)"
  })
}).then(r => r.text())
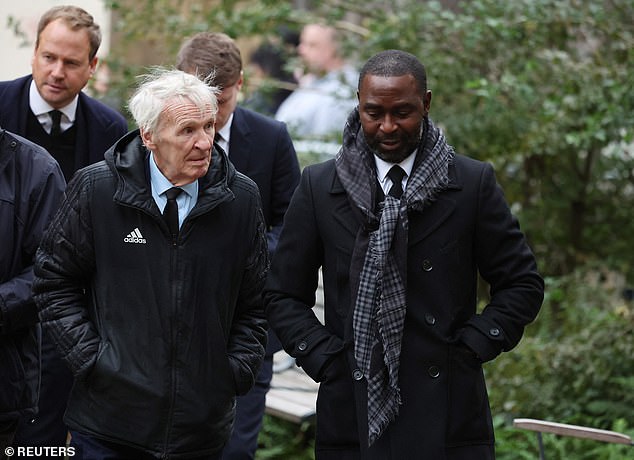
top-left (265, 154), bottom-right (544, 460)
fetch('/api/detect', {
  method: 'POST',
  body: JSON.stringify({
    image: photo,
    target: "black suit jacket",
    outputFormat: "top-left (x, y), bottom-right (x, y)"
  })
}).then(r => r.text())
top-left (0, 75), bottom-right (128, 175)
top-left (228, 106), bottom-right (300, 253)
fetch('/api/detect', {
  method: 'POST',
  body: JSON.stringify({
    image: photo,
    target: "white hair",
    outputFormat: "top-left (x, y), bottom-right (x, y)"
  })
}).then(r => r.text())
top-left (128, 67), bottom-right (220, 134)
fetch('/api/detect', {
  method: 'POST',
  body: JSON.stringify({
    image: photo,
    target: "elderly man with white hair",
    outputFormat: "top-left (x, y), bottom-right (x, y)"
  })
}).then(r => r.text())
top-left (33, 68), bottom-right (269, 460)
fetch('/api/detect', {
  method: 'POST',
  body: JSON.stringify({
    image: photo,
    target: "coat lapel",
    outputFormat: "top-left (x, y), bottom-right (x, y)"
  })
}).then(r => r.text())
top-left (329, 170), bottom-right (360, 237)
top-left (408, 194), bottom-right (457, 246)
top-left (408, 161), bottom-right (462, 246)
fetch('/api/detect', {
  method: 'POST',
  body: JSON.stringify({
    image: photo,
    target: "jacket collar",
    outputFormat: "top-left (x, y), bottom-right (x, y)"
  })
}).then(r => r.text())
top-left (106, 130), bottom-right (236, 215)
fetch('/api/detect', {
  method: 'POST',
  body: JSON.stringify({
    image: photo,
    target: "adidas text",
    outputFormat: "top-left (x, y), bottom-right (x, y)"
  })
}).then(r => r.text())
top-left (124, 227), bottom-right (146, 244)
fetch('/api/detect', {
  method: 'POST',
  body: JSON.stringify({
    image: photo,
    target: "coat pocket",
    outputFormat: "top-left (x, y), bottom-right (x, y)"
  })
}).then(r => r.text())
top-left (446, 344), bottom-right (494, 447)
top-left (315, 351), bottom-right (359, 448)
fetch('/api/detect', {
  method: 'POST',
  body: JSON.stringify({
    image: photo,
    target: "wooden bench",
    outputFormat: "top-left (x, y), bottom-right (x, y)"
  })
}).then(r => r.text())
top-left (265, 352), bottom-right (318, 423)
top-left (513, 418), bottom-right (633, 459)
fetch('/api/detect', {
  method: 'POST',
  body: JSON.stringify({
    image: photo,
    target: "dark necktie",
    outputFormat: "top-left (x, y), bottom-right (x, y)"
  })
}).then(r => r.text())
top-left (49, 110), bottom-right (62, 137)
top-left (387, 165), bottom-right (406, 199)
top-left (163, 187), bottom-right (182, 237)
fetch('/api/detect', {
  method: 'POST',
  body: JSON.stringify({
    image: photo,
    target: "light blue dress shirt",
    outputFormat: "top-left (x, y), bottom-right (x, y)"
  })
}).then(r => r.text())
top-left (149, 153), bottom-right (198, 229)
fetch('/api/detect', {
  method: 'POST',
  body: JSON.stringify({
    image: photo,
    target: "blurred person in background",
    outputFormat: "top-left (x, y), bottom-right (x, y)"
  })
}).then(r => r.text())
top-left (274, 23), bottom-right (358, 139)
top-left (244, 27), bottom-right (299, 117)
top-left (243, 41), bottom-right (296, 117)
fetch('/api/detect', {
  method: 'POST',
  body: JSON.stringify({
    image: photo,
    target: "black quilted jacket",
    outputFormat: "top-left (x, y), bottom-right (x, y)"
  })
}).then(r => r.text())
top-left (33, 131), bottom-right (268, 458)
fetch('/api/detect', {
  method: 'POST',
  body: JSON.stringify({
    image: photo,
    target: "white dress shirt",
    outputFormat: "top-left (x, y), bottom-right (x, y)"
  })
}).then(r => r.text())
top-left (215, 113), bottom-right (233, 155)
top-left (374, 150), bottom-right (417, 196)
top-left (29, 80), bottom-right (78, 134)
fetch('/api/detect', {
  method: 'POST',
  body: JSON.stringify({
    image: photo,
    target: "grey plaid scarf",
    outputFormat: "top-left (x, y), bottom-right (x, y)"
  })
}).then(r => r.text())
top-left (335, 109), bottom-right (454, 446)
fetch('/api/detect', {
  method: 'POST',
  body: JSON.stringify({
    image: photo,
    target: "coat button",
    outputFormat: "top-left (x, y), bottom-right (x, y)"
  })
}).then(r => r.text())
top-left (352, 369), bottom-right (364, 381)
top-left (421, 259), bottom-right (433, 271)
top-left (428, 366), bottom-right (440, 378)
top-left (489, 328), bottom-right (500, 337)
top-left (425, 314), bottom-right (436, 325)
top-left (297, 341), bottom-right (308, 351)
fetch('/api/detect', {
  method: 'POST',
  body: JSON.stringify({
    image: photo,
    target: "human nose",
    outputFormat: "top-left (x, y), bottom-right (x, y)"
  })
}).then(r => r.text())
top-left (50, 60), bottom-right (65, 79)
top-left (195, 130), bottom-right (212, 150)
top-left (298, 43), bottom-right (307, 58)
top-left (380, 114), bottom-right (398, 134)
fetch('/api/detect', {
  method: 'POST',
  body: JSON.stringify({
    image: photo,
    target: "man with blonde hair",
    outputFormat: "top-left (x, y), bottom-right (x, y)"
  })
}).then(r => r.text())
top-left (33, 68), bottom-right (268, 459)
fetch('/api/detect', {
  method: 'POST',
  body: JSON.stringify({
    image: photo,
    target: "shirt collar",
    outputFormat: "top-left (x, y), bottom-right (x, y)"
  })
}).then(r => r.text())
top-left (217, 113), bottom-right (233, 144)
top-left (374, 150), bottom-right (417, 185)
top-left (149, 152), bottom-right (198, 199)
top-left (29, 80), bottom-right (78, 123)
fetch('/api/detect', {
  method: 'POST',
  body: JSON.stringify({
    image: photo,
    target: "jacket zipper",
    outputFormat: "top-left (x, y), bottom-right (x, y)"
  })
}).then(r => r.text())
top-left (163, 237), bottom-right (179, 455)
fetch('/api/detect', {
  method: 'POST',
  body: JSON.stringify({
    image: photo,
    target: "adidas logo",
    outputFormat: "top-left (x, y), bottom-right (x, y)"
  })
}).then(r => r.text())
top-left (124, 227), bottom-right (146, 244)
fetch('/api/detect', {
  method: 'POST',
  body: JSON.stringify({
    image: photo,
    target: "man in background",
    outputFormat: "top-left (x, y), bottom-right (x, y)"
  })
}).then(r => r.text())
top-left (0, 5), bottom-right (127, 182)
top-left (0, 127), bottom-right (65, 458)
top-left (0, 5), bottom-right (128, 451)
top-left (176, 32), bottom-right (300, 459)
top-left (243, 27), bottom-right (299, 117)
top-left (243, 41), bottom-right (296, 117)
top-left (274, 23), bottom-right (358, 139)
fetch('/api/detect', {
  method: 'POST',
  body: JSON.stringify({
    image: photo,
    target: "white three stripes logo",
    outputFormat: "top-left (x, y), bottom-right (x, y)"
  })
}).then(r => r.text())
top-left (124, 227), bottom-right (146, 244)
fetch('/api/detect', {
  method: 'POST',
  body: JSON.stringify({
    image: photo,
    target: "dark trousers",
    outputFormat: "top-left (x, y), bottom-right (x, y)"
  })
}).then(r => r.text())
top-left (1, 418), bottom-right (19, 460)
top-left (220, 332), bottom-right (279, 460)
top-left (70, 431), bottom-right (222, 460)
top-left (13, 329), bottom-right (73, 455)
